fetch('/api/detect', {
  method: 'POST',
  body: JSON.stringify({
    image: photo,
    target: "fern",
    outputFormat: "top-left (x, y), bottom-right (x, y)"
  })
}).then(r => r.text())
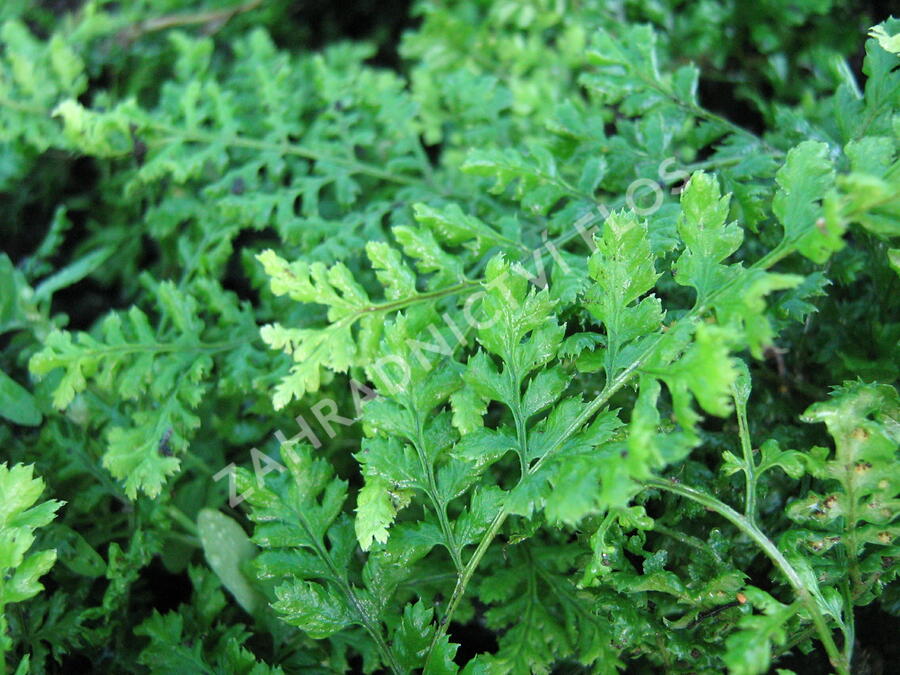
top-left (28, 280), bottom-right (256, 498)
top-left (2, 3), bottom-right (898, 674)
top-left (786, 382), bottom-right (899, 604)
top-left (228, 15), bottom-right (898, 674)
top-left (0, 464), bottom-right (63, 672)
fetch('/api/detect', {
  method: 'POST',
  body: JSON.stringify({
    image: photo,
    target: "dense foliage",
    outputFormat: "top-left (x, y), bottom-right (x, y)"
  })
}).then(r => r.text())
top-left (1, 1), bottom-right (898, 673)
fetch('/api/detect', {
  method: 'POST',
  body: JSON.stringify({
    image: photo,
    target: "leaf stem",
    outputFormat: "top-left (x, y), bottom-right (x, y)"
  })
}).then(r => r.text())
top-left (511, 371), bottom-right (530, 480)
top-left (152, 124), bottom-right (425, 189)
top-left (167, 505), bottom-right (199, 536)
top-left (117, 0), bottom-right (263, 41)
top-left (164, 531), bottom-right (201, 548)
top-left (732, 386), bottom-right (758, 524)
top-left (428, 370), bottom-right (633, 656)
top-left (413, 413), bottom-right (464, 572)
top-left (434, 508), bottom-right (506, 638)
top-left (651, 522), bottom-right (716, 556)
top-left (36, 334), bottom-right (257, 366)
top-left (840, 578), bottom-right (856, 664)
top-left (350, 280), bottom-right (481, 318)
top-left (644, 477), bottom-right (849, 675)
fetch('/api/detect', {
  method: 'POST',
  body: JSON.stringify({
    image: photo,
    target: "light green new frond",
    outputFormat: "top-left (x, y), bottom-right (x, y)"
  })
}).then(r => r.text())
top-left (392, 225), bottom-right (465, 286)
top-left (0, 463), bottom-right (63, 658)
top-left (659, 323), bottom-right (740, 421)
top-left (259, 240), bottom-right (477, 408)
top-left (455, 254), bottom-right (632, 524)
top-left (673, 172), bottom-right (743, 301)
top-left (858, 18), bottom-right (900, 139)
top-left (53, 98), bottom-right (143, 158)
top-left (355, 476), bottom-right (402, 552)
top-left (0, 20), bottom-right (86, 153)
top-left (590, 211), bottom-right (660, 309)
top-left (868, 24), bottom-right (900, 55)
top-left (478, 254), bottom-right (561, 369)
top-left (586, 210), bottom-right (663, 377)
top-left (366, 242), bottom-right (418, 300)
top-left (257, 249), bottom-right (369, 318)
top-left (713, 267), bottom-right (802, 358)
top-left (258, 248), bottom-right (376, 408)
top-left (632, 323), bottom-right (741, 471)
top-left (674, 171), bottom-right (802, 356)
